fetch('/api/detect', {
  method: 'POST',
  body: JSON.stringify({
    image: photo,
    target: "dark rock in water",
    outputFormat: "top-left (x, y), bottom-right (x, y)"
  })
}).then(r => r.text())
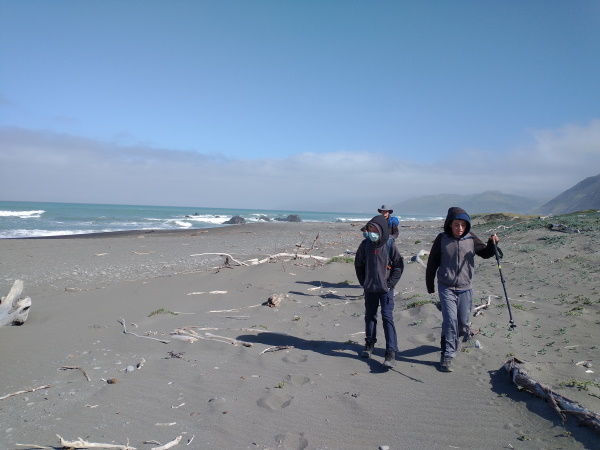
top-left (274, 214), bottom-right (302, 222)
top-left (194, 212), bottom-right (199, 216)
top-left (258, 215), bottom-right (271, 221)
top-left (223, 215), bottom-right (246, 224)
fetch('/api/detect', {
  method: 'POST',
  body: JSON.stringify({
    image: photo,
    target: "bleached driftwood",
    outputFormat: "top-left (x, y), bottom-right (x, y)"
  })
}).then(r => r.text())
top-left (171, 327), bottom-right (253, 347)
top-left (151, 436), bottom-right (182, 450)
top-left (56, 434), bottom-right (136, 449)
top-left (473, 296), bottom-right (492, 316)
top-left (0, 279), bottom-right (32, 328)
top-left (503, 358), bottom-right (600, 434)
top-left (0, 384), bottom-right (52, 401)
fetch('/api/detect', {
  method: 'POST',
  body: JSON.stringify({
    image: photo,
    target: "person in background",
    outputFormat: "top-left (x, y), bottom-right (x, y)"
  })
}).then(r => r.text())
top-left (378, 205), bottom-right (399, 239)
top-left (355, 215), bottom-right (404, 368)
top-left (361, 204), bottom-right (399, 239)
top-left (425, 207), bottom-right (500, 373)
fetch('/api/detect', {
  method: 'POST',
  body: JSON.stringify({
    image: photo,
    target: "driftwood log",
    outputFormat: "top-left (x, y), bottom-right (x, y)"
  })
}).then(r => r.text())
top-left (0, 280), bottom-right (32, 328)
top-left (503, 358), bottom-right (600, 434)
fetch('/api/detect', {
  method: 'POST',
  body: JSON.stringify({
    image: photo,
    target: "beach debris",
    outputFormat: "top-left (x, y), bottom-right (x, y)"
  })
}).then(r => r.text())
top-left (267, 293), bottom-right (288, 308)
top-left (117, 317), bottom-right (170, 344)
top-left (151, 436), bottom-right (182, 450)
top-left (136, 358), bottom-right (146, 369)
top-left (170, 327), bottom-right (253, 347)
top-left (56, 434), bottom-right (135, 449)
top-left (190, 252), bottom-right (249, 266)
top-left (410, 250), bottom-right (429, 268)
top-left (0, 279), bottom-right (32, 328)
top-left (503, 357), bottom-right (600, 434)
top-left (60, 366), bottom-right (91, 381)
top-left (260, 345), bottom-right (294, 354)
top-left (0, 384), bottom-right (52, 401)
top-left (473, 296), bottom-right (492, 316)
top-left (548, 223), bottom-right (580, 234)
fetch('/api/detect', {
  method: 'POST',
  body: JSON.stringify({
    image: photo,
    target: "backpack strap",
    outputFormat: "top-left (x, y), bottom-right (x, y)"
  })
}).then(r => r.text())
top-left (385, 236), bottom-right (394, 269)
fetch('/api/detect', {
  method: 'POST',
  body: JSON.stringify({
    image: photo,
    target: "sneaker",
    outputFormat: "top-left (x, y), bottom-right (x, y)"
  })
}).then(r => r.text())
top-left (383, 349), bottom-right (396, 368)
top-left (440, 356), bottom-right (454, 372)
top-left (361, 342), bottom-right (374, 359)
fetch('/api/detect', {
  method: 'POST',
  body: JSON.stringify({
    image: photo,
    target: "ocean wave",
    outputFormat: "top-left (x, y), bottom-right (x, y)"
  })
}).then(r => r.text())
top-left (0, 209), bottom-right (45, 219)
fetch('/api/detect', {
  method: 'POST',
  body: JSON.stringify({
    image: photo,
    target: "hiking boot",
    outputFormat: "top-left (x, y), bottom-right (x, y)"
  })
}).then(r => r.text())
top-left (440, 356), bottom-right (454, 372)
top-left (361, 342), bottom-right (374, 359)
top-left (383, 349), bottom-right (396, 368)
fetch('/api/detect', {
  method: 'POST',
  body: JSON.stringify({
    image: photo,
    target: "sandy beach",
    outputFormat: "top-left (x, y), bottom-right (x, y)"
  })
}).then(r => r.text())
top-left (1, 216), bottom-right (599, 450)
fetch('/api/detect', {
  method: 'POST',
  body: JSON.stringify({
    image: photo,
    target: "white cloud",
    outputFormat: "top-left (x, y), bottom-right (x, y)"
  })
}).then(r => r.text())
top-left (1, 121), bottom-right (598, 212)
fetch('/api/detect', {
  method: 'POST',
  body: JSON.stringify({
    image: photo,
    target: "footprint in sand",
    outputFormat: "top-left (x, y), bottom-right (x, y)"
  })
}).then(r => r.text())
top-left (426, 332), bottom-right (438, 343)
top-left (274, 431), bottom-right (308, 450)
top-left (257, 392), bottom-right (294, 411)
top-left (283, 353), bottom-right (308, 364)
top-left (285, 374), bottom-right (311, 386)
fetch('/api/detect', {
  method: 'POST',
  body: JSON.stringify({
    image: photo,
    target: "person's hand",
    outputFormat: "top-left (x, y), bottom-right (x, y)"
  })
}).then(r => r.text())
top-left (490, 234), bottom-right (499, 244)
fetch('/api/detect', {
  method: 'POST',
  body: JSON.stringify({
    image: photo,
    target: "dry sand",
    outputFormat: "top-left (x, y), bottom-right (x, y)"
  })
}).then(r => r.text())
top-left (1, 216), bottom-right (599, 450)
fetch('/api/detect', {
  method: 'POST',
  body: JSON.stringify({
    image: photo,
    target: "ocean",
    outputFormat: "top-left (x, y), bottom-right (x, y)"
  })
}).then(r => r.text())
top-left (0, 201), bottom-right (441, 239)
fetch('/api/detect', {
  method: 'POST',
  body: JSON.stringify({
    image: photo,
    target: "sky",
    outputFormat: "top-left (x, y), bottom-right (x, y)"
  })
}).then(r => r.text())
top-left (1, 1), bottom-right (599, 213)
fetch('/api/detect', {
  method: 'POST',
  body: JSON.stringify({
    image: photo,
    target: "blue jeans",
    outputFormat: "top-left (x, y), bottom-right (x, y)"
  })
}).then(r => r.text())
top-left (439, 285), bottom-right (472, 358)
top-left (364, 290), bottom-right (398, 352)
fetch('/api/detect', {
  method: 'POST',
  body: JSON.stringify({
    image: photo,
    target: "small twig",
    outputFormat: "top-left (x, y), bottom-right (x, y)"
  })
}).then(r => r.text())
top-left (190, 252), bottom-right (249, 266)
top-left (15, 445), bottom-right (50, 449)
top-left (60, 366), bottom-right (91, 381)
top-left (260, 345), bottom-right (294, 355)
top-left (0, 384), bottom-right (52, 401)
top-left (118, 317), bottom-right (170, 344)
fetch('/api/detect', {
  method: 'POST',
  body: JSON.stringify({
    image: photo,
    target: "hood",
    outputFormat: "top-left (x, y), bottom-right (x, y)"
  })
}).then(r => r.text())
top-left (366, 214), bottom-right (390, 246)
top-left (443, 207), bottom-right (471, 237)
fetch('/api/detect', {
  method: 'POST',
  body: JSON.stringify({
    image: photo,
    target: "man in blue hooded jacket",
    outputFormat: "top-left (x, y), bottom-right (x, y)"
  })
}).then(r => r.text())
top-left (355, 214), bottom-right (404, 368)
top-left (426, 207), bottom-right (499, 372)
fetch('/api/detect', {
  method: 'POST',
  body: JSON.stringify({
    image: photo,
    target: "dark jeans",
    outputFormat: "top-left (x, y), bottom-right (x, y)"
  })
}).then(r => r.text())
top-left (364, 289), bottom-right (398, 352)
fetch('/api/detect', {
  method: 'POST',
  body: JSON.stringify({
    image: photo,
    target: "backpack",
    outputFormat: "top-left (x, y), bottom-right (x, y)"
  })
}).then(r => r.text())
top-left (388, 216), bottom-right (399, 229)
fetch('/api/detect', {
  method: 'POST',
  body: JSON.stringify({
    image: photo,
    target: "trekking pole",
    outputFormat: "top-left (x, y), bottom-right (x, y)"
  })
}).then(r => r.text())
top-left (493, 240), bottom-right (516, 329)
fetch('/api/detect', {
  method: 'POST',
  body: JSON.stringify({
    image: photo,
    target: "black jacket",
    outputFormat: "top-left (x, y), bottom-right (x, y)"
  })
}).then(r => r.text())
top-left (355, 215), bottom-right (404, 293)
top-left (426, 207), bottom-right (497, 293)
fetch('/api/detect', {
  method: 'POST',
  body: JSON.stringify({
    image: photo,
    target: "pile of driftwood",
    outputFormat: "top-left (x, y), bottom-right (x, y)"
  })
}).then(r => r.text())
top-left (503, 358), bottom-right (600, 434)
top-left (0, 279), bottom-right (31, 328)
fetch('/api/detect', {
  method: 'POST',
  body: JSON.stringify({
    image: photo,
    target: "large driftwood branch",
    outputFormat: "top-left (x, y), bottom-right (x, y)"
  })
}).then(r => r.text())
top-left (503, 358), bottom-right (600, 434)
top-left (0, 279), bottom-right (32, 327)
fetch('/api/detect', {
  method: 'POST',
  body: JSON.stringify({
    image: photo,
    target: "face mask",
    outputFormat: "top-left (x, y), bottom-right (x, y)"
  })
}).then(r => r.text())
top-left (367, 232), bottom-right (379, 242)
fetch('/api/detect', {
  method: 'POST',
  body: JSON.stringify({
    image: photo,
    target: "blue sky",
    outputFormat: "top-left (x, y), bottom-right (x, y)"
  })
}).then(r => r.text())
top-left (1, 1), bottom-right (599, 212)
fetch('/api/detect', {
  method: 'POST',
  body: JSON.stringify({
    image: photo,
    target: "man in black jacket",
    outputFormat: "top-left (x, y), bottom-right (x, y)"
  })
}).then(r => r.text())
top-left (355, 215), bottom-right (404, 368)
top-left (426, 207), bottom-right (499, 372)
